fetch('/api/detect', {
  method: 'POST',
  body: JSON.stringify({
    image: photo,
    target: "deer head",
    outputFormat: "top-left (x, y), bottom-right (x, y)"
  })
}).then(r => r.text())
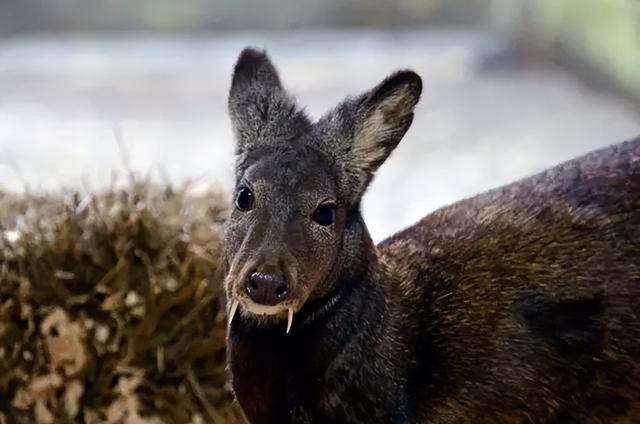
top-left (223, 48), bottom-right (422, 332)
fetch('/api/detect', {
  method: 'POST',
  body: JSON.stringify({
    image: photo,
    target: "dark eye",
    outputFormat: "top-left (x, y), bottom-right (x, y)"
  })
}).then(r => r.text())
top-left (235, 187), bottom-right (254, 211)
top-left (312, 203), bottom-right (335, 226)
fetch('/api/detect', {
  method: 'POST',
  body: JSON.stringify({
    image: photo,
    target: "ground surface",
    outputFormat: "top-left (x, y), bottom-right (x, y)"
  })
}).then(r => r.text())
top-left (1, 29), bottom-right (638, 241)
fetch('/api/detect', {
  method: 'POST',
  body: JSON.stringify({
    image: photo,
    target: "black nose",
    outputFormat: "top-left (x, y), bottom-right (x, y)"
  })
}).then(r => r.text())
top-left (246, 272), bottom-right (289, 305)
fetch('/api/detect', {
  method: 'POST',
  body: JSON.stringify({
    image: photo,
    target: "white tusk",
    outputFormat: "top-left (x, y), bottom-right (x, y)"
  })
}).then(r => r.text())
top-left (228, 300), bottom-right (239, 326)
top-left (286, 308), bottom-right (294, 334)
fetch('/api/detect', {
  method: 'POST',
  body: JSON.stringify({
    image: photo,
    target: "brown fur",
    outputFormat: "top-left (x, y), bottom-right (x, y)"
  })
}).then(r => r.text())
top-left (381, 138), bottom-right (640, 422)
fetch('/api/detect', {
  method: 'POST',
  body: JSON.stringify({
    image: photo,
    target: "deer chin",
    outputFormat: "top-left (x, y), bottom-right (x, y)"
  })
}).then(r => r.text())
top-left (242, 300), bottom-right (288, 316)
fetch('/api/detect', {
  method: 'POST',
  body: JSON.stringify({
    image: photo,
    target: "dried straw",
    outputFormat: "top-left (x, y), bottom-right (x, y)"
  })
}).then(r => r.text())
top-left (0, 181), bottom-right (242, 423)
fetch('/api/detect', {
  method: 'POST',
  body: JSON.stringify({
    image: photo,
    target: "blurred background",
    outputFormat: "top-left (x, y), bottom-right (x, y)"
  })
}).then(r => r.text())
top-left (1, 0), bottom-right (639, 241)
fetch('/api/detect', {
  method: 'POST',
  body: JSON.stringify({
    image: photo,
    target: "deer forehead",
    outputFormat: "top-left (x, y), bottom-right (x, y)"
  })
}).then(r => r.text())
top-left (240, 147), bottom-right (338, 200)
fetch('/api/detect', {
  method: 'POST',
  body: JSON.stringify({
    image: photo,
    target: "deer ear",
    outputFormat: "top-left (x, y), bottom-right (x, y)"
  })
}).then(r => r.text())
top-left (315, 70), bottom-right (422, 202)
top-left (230, 48), bottom-right (282, 94)
top-left (228, 48), bottom-right (310, 155)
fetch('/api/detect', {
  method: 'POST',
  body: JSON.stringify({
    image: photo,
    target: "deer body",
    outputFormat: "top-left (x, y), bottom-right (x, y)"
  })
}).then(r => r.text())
top-left (223, 48), bottom-right (640, 423)
top-left (381, 139), bottom-right (640, 422)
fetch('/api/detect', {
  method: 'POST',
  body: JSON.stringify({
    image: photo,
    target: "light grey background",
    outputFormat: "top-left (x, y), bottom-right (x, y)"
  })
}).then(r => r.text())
top-left (1, 30), bottom-right (639, 241)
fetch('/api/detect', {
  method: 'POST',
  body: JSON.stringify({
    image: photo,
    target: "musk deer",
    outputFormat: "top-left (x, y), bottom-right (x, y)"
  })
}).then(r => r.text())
top-left (223, 47), bottom-right (640, 423)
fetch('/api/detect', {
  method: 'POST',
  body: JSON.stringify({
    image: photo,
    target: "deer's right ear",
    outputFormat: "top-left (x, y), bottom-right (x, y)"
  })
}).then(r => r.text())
top-left (228, 48), bottom-right (310, 155)
top-left (230, 48), bottom-right (282, 96)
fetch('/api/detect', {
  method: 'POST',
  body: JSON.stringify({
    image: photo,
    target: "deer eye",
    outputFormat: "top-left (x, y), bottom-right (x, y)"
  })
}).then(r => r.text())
top-left (312, 203), bottom-right (335, 226)
top-left (235, 187), bottom-right (254, 211)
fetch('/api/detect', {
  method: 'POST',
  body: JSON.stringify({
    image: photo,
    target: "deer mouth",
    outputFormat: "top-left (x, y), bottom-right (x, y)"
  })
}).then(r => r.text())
top-left (227, 296), bottom-right (300, 334)
top-left (225, 254), bottom-right (306, 332)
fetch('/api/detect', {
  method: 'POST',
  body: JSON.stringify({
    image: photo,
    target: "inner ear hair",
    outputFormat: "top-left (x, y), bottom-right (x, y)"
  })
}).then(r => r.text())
top-left (343, 70), bottom-right (423, 199)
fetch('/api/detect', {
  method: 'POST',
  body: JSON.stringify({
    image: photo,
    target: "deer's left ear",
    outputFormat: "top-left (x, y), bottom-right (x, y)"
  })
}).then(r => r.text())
top-left (314, 71), bottom-right (422, 202)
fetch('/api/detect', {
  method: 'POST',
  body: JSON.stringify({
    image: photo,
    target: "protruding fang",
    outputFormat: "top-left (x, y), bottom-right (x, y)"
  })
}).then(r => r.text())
top-left (228, 300), bottom-right (239, 326)
top-left (286, 308), bottom-right (294, 334)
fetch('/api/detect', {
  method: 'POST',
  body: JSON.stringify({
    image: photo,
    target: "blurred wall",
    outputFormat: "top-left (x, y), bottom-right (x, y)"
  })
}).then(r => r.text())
top-left (0, 0), bottom-right (496, 34)
top-left (1, 0), bottom-right (637, 105)
top-left (527, 0), bottom-right (640, 105)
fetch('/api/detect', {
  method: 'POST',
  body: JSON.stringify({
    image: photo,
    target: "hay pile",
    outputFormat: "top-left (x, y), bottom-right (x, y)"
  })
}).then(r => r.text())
top-left (0, 182), bottom-right (242, 423)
